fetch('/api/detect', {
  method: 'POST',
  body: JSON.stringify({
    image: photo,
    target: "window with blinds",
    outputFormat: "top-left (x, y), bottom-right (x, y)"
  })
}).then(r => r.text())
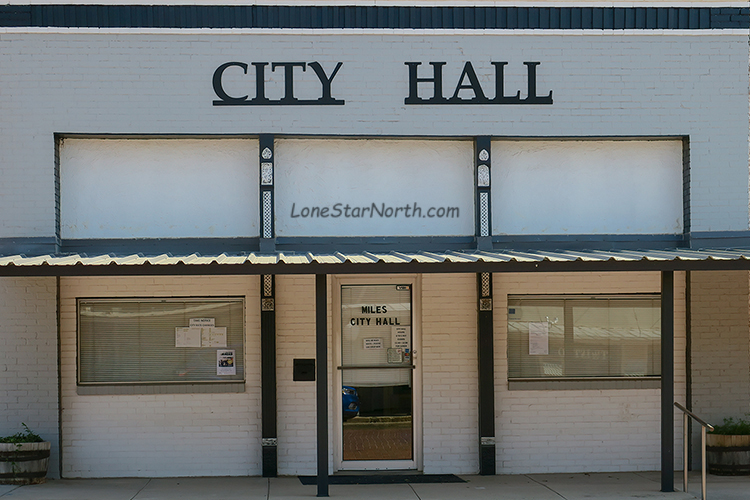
top-left (78, 298), bottom-right (244, 385)
top-left (507, 295), bottom-right (660, 380)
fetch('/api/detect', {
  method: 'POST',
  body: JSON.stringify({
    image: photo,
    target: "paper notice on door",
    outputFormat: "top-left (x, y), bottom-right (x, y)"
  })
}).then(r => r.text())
top-left (387, 347), bottom-right (404, 363)
top-left (529, 322), bottom-right (549, 355)
top-left (391, 326), bottom-right (410, 350)
top-left (217, 349), bottom-right (236, 375)
top-left (363, 338), bottom-right (383, 350)
top-left (175, 327), bottom-right (202, 348)
top-left (202, 327), bottom-right (227, 348)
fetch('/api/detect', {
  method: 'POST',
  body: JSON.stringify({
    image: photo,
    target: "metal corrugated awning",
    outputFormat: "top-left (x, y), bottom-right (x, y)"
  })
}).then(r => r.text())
top-left (2, 247), bottom-right (750, 276)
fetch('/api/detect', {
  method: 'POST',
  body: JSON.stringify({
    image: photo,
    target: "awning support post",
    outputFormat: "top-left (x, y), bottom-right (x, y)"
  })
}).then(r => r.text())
top-left (260, 275), bottom-right (277, 477)
top-left (661, 270), bottom-right (675, 492)
top-left (477, 272), bottom-right (496, 474)
top-left (316, 274), bottom-right (329, 497)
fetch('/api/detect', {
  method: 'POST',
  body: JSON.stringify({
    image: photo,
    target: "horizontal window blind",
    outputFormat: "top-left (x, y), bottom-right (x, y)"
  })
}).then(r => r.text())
top-left (508, 295), bottom-right (660, 380)
top-left (78, 298), bottom-right (244, 384)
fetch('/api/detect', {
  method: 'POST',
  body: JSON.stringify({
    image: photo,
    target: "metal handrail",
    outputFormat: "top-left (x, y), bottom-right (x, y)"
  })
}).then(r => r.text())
top-left (674, 402), bottom-right (714, 500)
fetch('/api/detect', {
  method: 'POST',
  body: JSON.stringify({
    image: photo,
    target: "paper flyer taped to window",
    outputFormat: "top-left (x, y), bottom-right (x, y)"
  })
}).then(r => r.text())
top-left (528, 322), bottom-right (549, 355)
top-left (190, 318), bottom-right (215, 327)
top-left (387, 347), bottom-right (404, 363)
top-left (176, 326), bottom-right (226, 348)
top-left (217, 349), bottom-right (236, 375)
top-left (202, 327), bottom-right (227, 347)
top-left (175, 327), bottom-right (202, 348)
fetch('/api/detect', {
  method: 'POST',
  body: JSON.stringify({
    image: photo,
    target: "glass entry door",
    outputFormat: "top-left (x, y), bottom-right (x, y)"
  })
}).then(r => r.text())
top-left (339, 283), bottom-right (416, 469)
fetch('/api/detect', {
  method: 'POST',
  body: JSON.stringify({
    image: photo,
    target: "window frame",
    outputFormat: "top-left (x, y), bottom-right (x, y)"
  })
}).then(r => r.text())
top-left (506, 293), bottom-right (661, 386)
top-left (76, 296), bottom-right (246, 388)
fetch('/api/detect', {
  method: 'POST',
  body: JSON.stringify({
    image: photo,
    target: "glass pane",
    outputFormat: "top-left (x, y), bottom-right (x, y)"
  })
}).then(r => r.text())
top-left (341, 285), bottom-right (413, 462)
top-left (571, 299), bottom-right (660, 377)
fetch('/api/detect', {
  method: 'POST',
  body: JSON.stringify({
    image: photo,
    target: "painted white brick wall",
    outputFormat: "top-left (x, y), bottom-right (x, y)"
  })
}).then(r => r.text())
top-left (58, 276), bottom-right (261, 478)
top-left (0, 277), bottom-right (60, 478)
top-left (494, 271), bottom-right (687, 473)
top-left (275, 274), bottom-right (320, 476)
top-left (690, 270), bottom-right (750, 468)
top-left (0, 33), bottom-right (747, 238)
top-left (421, 273), bottom-right (479, 474)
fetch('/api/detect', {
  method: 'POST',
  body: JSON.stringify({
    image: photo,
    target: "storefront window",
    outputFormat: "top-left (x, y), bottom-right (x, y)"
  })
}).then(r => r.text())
top-left (507, 295), bottom-right (660, 380)
top-left (78, 298), bottom-right (244, 385)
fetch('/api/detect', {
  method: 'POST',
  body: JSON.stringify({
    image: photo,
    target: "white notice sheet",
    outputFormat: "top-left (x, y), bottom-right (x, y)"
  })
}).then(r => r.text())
top-left (217, 349), bottom-right (236, 375)
top-left (202, 327), bottom-right (227, 348)
top-left (528, 322), bottom-right (549, 355)
top-left (175, 327), bottom-right (202, 348)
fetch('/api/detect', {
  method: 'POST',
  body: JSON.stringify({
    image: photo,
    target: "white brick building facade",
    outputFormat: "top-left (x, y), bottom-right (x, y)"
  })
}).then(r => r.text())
top-left (1, 0), bottom-right (749, 485)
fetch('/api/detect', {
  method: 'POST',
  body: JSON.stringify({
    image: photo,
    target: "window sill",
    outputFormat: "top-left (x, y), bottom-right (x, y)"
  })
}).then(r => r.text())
top-left (508, 377), bottom-right (660, 391)
top-left (77, 382), bottom-right (245, 395)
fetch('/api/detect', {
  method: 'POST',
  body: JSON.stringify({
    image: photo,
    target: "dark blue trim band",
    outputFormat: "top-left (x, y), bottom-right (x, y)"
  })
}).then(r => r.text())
top-left (0, 237), bottom-right (58, 257)
top-left (493, 233), bottom-right (687, 251)
top-left (58, 237), bottom-right (260, 256)
top-left (1, 5), bottom-right (747, 29)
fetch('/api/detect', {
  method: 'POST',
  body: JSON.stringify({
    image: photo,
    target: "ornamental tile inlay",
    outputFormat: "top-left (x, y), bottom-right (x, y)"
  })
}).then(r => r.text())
top-left (478, 165), bottom-right (490, 187)
top-left (479, 192), bottom-right (490, 237)
top-left (261, 162), bottom-right (273, 185)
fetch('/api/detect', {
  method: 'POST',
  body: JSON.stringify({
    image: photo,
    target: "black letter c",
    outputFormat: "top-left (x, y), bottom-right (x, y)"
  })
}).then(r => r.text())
top-left (213, 62), bottom-right (249, 104)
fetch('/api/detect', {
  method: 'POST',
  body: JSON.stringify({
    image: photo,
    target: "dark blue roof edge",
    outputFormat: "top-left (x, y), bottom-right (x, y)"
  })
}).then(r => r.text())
top-left (1, 6), bottom-right (748, 30)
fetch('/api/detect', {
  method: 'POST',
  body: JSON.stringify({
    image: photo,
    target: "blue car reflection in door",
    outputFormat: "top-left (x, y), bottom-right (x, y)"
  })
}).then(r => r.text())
top-left (342, 386), bottom-right (360, 420)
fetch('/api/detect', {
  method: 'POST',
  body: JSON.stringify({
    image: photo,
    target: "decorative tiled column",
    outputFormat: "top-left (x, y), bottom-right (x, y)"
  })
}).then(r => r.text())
top-left (259, 135), bottom-right (275, 253)
top-left (475, 137), bottom-right (492, 251)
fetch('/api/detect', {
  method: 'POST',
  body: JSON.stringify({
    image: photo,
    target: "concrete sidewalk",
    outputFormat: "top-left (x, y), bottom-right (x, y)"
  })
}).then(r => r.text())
top-left (0, 472), bottom-right (748, 500)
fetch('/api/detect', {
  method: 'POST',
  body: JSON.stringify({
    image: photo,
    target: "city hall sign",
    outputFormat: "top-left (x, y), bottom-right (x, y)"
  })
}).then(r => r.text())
top-left (212, 61), bottom-right (554, 106)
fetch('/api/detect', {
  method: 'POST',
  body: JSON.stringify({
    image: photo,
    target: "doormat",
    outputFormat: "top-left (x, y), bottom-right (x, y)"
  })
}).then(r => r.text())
top-left (298, 474), bottom-right (466, 485)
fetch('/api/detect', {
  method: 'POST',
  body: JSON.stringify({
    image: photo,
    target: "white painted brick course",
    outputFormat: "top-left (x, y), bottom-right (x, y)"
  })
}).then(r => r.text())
top-left (58, 276), bottom-right (261, 478)
top-left (0, 277), bottom-right (60, 478)
top-left (690, 271), bottom-right (750, 468)
top-left (421, 273), bottom-right (478, 474)
top-left (275, 275), bottom-right (320, 475)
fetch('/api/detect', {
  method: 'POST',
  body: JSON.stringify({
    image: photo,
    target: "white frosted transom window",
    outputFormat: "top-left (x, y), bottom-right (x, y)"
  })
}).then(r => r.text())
top-left (274, 139), bottom-right (474, 237)
top-left (60, 138), bottom-right (258, 239)
top-left (492, 140), bottom-right (683, 235)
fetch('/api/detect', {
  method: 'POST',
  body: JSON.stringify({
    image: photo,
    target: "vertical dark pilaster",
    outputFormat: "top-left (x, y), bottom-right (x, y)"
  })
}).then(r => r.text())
top-left (475, 137), bottom-right (492, 251)
top-left (315, 274), bottom-right (329, 497)
top-left (56, 276), bottom-right (63, 478)
top-left (261, 275), bottom-right (277, 477)
top-left (259, 134), bottom-right (275, 253)
top-left (661, 271), bottom-right (675, 492)
top-left (54, 136), bottom-right (62, 253)
top-left (477, 272), bottom-right (496, 475)
top-left (685, 270), bottom-right (692, 469)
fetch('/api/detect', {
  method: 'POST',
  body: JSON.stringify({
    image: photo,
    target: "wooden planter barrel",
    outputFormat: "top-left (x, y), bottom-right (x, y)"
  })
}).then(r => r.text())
top-left (0, 442), bottom-right (50, 485)
top-left (707, 434), bottom-right (750, 476)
